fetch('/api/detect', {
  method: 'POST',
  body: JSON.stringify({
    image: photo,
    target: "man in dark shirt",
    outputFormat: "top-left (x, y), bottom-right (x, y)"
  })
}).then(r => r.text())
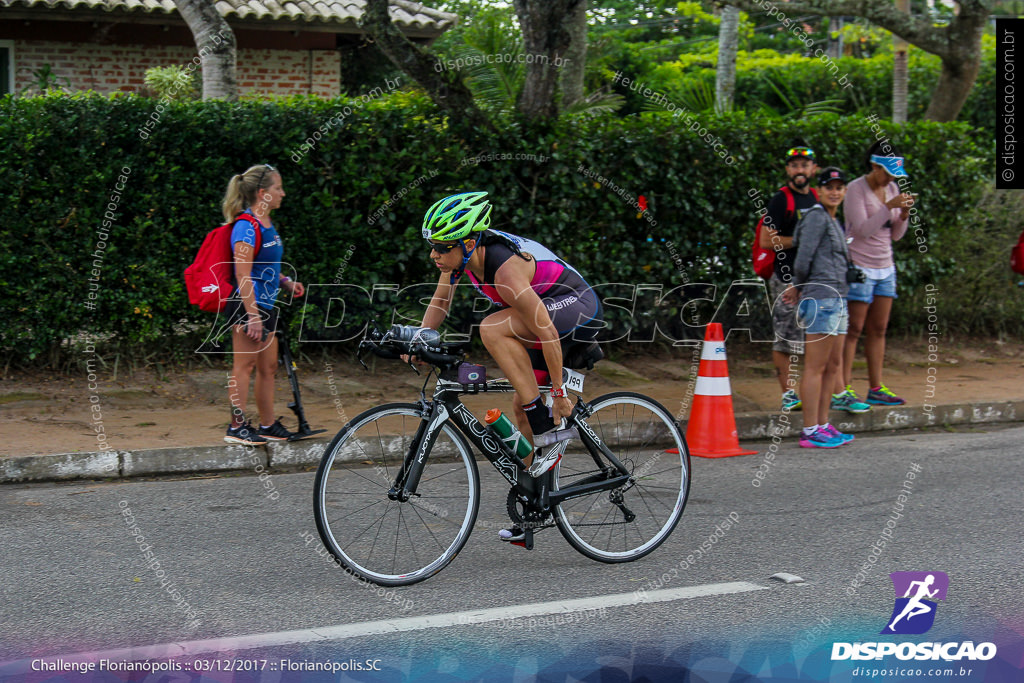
top-left (760, 145), bottom-right (819, 411)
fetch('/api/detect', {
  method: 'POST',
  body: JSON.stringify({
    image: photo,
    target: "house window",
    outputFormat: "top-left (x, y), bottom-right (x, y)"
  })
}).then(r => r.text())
top-left (0, 41), bottom-right (12, 95)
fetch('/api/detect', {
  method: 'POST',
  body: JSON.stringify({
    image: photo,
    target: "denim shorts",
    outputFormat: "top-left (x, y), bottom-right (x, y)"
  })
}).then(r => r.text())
top-left (847, 269), bottom-right (897, 303)
top-left (797, 297), bottom-right (848, 336)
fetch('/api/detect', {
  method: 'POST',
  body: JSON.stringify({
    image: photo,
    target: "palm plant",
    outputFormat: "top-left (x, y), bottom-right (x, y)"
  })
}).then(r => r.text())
top-left (757, 76), bottom-right (845, 118)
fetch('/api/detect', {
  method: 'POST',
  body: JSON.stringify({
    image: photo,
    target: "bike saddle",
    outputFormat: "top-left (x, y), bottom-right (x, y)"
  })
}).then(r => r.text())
top-left (563, 341), bottom-right (604, 371)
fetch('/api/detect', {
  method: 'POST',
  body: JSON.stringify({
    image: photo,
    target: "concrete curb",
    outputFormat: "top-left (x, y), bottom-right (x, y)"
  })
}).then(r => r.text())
top-left (0, 440), bottom-right (327, 484)
top-left (3, 401), bottom-right (1022, 484)
top-left (735, 400), bottom-right (1022, 440)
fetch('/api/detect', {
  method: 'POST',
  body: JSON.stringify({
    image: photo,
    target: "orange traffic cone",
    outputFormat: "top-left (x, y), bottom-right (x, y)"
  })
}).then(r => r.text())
top-left (680, 323), bottom-right (757, 458)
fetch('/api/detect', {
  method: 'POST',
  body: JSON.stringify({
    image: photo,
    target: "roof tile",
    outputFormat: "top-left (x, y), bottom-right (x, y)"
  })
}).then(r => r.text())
top-left (0, 0), bottom-right (456, 32)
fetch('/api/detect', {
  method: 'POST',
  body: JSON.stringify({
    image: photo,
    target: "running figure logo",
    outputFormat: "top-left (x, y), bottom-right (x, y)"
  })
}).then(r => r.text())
top-left (881, 571), bottom-right (949, 635)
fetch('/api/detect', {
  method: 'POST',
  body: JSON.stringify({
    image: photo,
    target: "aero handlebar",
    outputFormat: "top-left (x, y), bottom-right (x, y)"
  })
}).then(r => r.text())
top-left (358, 324), bottom-right (464, 368)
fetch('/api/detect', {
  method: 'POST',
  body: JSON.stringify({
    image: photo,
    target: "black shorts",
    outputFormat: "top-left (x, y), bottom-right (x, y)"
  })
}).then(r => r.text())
top-left (526, 288), bottom-right (603, 377)
top-left (223, 299), bottom-right (279, 341)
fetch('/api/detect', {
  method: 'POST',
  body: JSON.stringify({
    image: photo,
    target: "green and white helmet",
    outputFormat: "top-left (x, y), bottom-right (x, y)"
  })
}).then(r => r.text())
top-left (422, 191), bottom-right (492, 241)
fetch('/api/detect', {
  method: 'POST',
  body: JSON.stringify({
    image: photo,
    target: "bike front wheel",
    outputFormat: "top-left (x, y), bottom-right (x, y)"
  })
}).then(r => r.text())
top-left (313, 403), bottom-right (480, 586)
top-left (554, 392), bottom-right (690, 563)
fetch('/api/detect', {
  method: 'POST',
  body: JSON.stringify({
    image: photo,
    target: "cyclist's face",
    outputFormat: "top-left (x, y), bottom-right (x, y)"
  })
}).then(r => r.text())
top-left (429, 239), bottom-right (471, 271)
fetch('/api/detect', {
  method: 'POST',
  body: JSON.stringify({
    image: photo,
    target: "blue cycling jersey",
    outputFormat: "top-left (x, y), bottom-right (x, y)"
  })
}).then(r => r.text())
top-left (231, 214), bottom-right (284, 310)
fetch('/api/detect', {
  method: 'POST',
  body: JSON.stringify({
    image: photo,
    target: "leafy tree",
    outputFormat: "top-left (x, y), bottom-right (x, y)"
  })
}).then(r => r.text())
top-left (358, 0), bottom-right (491, 129)
top-left (722, 0), bottom-right (994, 122)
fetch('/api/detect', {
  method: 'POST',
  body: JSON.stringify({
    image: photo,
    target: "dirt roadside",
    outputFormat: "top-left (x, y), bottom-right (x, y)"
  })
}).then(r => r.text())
top-left (1, 337), bottom-right (1022, 458)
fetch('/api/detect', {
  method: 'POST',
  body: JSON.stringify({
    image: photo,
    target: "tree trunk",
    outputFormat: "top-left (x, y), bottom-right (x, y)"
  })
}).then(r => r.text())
top-left (923, 0), bottom-right (988, 122)
top-left (925, 53), bottom-right (982, 121)
top-left (559, 0), bottom-right (587, 109)
top-left (892, 0), bottom-right (910, 124)
top-left (513, 0), bottom-right (583, 120)
top-left (827, 16), bottom-right (843, 59)
top-left (715, 4), bottom-right (740, 114)
top-left (892, 45), bottom-right (909, 123)
top-left (360, 0), bottom-right (490, 130)
top-left (173, 0), bottom-right (237, 101)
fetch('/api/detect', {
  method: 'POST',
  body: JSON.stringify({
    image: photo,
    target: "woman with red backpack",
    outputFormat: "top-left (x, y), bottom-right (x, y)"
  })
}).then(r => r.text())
top-left (221, 164), bottom-right (305, 446)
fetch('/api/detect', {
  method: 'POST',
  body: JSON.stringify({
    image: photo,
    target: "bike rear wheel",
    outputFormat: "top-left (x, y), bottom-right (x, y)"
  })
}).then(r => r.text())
top-left (314, 403), bottom-right (480, 586)
top-left (554, 392), bottom-right (690, 563)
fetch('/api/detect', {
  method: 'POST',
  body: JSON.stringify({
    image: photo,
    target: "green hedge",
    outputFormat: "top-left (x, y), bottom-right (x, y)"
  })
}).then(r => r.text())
top-left (0, 92), bottom-right (1006, 368)
top-left (629, 43), bottom-right (997, 131)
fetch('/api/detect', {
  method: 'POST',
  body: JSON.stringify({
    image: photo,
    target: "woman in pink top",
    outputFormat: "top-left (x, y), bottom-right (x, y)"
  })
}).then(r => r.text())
top-left (840, 141), bottom-right (916, 406)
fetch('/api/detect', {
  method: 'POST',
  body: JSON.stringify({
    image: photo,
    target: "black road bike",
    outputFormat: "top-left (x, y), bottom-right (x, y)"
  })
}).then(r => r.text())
top-left (313, 325), bottom-right (691, 586)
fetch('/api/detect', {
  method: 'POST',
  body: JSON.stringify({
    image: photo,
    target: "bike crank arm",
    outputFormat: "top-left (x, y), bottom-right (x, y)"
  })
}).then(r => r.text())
top-left (512, 527), bottom-right (535, 551)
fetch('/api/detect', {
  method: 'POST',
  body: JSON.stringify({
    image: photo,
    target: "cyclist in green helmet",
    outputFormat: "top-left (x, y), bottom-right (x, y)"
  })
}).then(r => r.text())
top-left (416, 191), bottom-right (603, 494)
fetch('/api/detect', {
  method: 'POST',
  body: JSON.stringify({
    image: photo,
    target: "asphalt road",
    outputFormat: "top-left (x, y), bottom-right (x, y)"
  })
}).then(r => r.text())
top-left (1, 425), bottom-right (1022, 682)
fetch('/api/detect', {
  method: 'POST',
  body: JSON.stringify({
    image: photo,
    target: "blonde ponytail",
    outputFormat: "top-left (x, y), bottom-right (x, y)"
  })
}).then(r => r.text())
top-left (221, 164), bottom-right (277, 221)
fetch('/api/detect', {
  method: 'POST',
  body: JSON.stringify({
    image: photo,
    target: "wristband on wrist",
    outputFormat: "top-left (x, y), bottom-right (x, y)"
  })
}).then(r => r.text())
top-left (549, 386), bottom-right (567, 398)
top-left (280, 276), bottom-right (292, 284)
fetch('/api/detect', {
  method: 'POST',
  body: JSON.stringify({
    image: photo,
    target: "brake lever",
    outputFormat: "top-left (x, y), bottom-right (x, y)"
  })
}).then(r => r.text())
top-left (406, 342), bottom-right (422, 376)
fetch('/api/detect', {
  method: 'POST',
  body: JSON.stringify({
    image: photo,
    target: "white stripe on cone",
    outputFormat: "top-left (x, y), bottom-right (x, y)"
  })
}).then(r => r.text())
top-left (701, 344), bottom-right (728, 361)
top-left (694, 375), bottom-right (731, 396)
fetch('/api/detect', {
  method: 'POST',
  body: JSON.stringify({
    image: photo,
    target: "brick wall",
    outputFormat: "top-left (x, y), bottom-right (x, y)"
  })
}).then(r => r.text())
top-left (13, 41), bottom-right (340, 97)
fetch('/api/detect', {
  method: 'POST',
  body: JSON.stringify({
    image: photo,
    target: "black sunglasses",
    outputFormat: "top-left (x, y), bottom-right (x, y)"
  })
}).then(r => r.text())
top-left (428, 240), bottom-right (463, 254)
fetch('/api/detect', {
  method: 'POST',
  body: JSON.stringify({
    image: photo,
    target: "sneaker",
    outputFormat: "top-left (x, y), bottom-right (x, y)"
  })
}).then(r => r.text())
top-left (499, 526), bottom-right (525, 542)
top-left (225, 421), bottom-right (268, 446)
top-left (799, 428), bottom-right (844, 449)
top-left (526, 444), bottom-right (563, 478)
top-left (258, 418), bottom-right (295, 441)
top-left (782, 389), bottom-right (802, 411)
top-left (831, 389), bottom-right (871, 414)
top-left (821, 424), bottom-right (855, 444)
top-left (866, 385), bottom-right (906, 406)
top-left (532, 426), bottom-right (578, 448)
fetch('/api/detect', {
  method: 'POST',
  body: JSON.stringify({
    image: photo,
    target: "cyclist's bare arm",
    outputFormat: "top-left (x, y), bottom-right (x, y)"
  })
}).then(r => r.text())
top-left (421, 270), bottom-right (456, 330)
top-left (400, 272), bottom-right (455, 365)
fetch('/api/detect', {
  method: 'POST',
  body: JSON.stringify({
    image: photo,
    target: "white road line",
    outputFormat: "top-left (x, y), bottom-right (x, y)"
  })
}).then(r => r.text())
top-left (11, 581), bottom-right (767, 666)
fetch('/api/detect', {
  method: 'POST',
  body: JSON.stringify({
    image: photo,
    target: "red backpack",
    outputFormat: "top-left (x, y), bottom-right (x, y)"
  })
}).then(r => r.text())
top-left (752, 186), bottom-right (818, 279)
top-left (1012, 228), bottom-right (1024, 275)
top-left (184, 212), bottom-right (261, 313)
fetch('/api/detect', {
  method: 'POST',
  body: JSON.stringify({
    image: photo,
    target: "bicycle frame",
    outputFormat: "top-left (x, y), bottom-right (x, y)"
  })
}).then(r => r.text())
top-left (390, 376), bottom-right (632, 513)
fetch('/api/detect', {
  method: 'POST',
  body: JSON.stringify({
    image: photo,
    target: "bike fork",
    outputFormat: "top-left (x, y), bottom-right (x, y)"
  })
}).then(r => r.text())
top-left (389, 402), bottom-right (448, 501)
